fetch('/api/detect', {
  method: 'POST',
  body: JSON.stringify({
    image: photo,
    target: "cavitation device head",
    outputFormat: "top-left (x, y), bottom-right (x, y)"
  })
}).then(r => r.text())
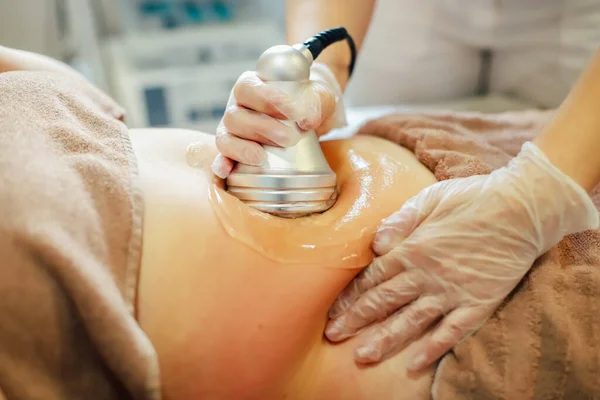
top-left (225, 27), bottom-right (356, 218)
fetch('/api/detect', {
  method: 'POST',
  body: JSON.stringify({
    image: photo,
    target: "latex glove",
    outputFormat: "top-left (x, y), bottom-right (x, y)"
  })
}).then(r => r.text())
top-left (209, 62), bottom-right (346, 178)
top-left (325, 142), bottom-right (599, 371)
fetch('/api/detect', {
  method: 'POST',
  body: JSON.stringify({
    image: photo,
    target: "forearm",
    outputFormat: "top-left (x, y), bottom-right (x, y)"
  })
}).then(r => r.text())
top-left (534, 48), bottom-right (600, 192)
top-left (286, 0), bottom-right (375, 91)
top-left (0, 45), bottom-right (78, 76)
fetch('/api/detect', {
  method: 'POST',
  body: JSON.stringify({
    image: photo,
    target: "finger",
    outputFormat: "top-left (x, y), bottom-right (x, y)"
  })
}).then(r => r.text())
top-left (373, 183), bottom-right (448, 256)
top-left (233, 71), bottom-right (294, 119)
top-left (407, 306), bottom-right (489, 371)
top-left (223, 106), bottom-right (302, 147)
top-left (294, 82), bottom-right (336, 131)
top-left (328, 249), bottom-right (407, 319)
top-left (214, 127), bottom-right (266, 167)
top-left (372, 203), bottom-right (422, 255)
top-left (299, 62), bottom-right (341, 131)
top-left (353, 295), bottom-right (449, 364)
top-left (325, 268), bottom-right (424, 341)
top-left (211, 153), bottom-right (234, 179)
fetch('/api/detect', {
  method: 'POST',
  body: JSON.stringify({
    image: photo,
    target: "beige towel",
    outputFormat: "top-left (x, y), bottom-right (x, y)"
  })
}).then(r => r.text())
top-left (357, 111), bottom-right (600, 399)
top-left (0, 71), bottom-right (159, 399)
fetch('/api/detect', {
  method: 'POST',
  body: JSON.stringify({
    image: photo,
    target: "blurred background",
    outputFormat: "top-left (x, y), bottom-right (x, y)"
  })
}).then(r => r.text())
top-left (0, 0), bottom-right (286, 133)
top-left (0, 0), bottom-right (536, 135)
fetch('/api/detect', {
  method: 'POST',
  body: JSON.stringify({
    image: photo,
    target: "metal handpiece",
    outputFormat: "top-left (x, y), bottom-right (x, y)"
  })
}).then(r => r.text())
top-left (225, 44), bottom-right (338, 218)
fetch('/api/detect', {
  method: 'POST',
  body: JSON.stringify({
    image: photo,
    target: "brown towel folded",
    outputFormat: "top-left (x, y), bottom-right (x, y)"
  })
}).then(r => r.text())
top-left (0, 71), bottom-right (159, 399)
top-left (357, 110), bottom-right (600, 400)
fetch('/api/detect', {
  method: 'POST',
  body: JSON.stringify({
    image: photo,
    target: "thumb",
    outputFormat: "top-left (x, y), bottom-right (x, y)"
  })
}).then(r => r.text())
top-left (314, 87), bottom-right (347, 136)
top-left (295, 82), bottom-right (338, 132)
top-left (407, 305), bottom-right (492, 371)
top-left (373, 187), bottom-right (440, 255)
top-left (297, 62), bottom-right (343, 132)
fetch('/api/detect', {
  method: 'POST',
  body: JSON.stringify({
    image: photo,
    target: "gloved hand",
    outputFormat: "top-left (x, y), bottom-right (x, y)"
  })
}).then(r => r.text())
top-left (208, 62), bottom-right (346, 179)
top-left (324, 142), bottom-right (599, 371)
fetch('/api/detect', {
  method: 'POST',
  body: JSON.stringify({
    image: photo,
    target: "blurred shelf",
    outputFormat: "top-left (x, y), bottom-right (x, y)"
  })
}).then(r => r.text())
top-left (102, 20), bottom-right (285, 129)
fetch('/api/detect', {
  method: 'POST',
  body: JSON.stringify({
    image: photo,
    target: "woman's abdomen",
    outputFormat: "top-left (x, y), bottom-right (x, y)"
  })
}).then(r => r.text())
top-left (130, 128), bottom-right (437, 399)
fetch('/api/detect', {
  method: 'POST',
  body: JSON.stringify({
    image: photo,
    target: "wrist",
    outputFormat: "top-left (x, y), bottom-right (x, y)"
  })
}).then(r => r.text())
top-left (531, 48), bottom-right (600, 192)
top-left (321, 62), bottom-right (350, 91)
top-left (533, 130), bottom-right (600, 193)
top-left (304, 40), bottom-right (352, 91)
top-left (509, 142), bottom-right (599, 253)
top-left (310, 62), bottom-right (343, 98)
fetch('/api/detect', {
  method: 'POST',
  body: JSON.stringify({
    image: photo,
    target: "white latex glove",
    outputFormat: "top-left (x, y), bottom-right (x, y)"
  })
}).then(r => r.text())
top-left (208, 62), bottom-right (346, 179)
top-left (325, 142), bottom-right (599, 371)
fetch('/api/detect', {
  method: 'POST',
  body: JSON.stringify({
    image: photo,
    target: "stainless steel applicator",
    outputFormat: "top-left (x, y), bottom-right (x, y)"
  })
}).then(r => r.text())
top-left (225, 27), bottom-right (356, 218)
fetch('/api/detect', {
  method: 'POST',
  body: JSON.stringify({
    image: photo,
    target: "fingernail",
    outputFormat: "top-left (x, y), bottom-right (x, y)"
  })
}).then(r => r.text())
top-left (325, 319), bottom-right (352, 341)
top-left (372, 232), bottom-right (391, 254)
top-left (324, 319), bottom-right (341, 339)
top-left (211, 158), bottom-right (228, 179)
top-left (408, 353), bottom-right (427, 371)
top-left (355, 344), bottom-right (379, 363)
top-left (298, 118), bottom-right (310, 130)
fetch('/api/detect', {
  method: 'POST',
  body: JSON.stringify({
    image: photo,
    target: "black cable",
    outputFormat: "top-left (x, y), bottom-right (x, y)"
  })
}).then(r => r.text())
top-left (302, 27), bottom-right (357, 77)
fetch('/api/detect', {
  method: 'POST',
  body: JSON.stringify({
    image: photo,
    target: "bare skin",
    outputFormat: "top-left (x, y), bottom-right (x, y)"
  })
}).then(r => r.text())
top-left (0, 46), bottom-right (80, 77)
top-left (286, 0), bottom-right (376, 90)
top-left (533, 48), bottom-right (600, 192)
top-left (284, 2), bottom-right (600, 193)
top-left (131, 128), bottom-right (437, 400)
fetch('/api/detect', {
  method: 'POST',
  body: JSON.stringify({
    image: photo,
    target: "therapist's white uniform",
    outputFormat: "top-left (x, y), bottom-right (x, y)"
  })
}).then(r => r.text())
top-left (344, 0), bottom-right (600, 109)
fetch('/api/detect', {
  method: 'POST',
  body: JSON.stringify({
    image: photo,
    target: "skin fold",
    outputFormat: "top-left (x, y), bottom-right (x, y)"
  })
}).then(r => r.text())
top-left (132, 128), bottom-right (437, 400)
